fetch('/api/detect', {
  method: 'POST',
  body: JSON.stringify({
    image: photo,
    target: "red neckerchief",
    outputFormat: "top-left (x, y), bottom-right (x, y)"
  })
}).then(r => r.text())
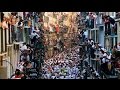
top-left (15, 75), bottom-right (21, 78)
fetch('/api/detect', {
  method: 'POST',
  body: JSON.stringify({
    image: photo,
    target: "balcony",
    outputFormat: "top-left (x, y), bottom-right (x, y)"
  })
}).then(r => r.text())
top-left (85, 19), bottom-right (95, 29)
top-left (95, 16), bottom-right (104, 26)
top-left (105, 23), bottom-right (117, 36)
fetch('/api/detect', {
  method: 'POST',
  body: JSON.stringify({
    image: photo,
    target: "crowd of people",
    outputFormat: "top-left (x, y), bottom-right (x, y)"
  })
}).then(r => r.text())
top-left (42, 47), bottom-right (80, 79)
top-left (10, 27), bottom-right (120, 79)
top-left (79, 28), bottom-right (120, 78)
top-left (10, 27), bottom-right (41, 79)
top-left (9, 13), bottom-right (120, 79)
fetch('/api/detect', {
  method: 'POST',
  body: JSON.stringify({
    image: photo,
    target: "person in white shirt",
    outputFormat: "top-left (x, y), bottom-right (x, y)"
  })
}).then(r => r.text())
top-left (30, 31), bottom-right (39, 39)
top-left (86, 15), bottom-right (89, 20)
top-left (30, 31), bottom-right (39, 44)
top-left (102, 51), bottom-right (107, 63)
top-left (20, 43), bottom-right (27, 52)
top-left (46, 72), bottom-right (51, 79)
top-left (51, 75), bottom-right (56, 79)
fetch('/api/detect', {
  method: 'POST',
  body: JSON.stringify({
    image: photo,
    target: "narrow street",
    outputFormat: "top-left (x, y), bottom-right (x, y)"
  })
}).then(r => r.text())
top-left (1, 12), bottom-right (120, 79)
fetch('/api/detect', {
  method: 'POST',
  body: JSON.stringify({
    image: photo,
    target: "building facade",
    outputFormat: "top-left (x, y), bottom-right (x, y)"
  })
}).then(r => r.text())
top-left (0, 12), bottom-right (17, 79)
top-left (103, 12), bottom-right (117, 51)
top-left (0, 12), bottom-right (40, 79)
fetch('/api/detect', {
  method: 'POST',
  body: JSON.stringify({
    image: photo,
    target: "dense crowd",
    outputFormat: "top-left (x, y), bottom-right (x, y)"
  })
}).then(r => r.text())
top-left (42, 47), bottom-right (80, 79)
top-left (80, 29), bottom-right (120, 78)
top-left (10, 27), bottom-right (120, 79)
top-left (10, 27), bottom-right (41, 79)
top-left (9, 12), bottom-right (120, 79)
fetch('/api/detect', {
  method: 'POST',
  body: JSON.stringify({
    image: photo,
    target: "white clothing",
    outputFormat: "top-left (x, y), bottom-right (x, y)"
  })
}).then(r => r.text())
top-left (46, 74), bottom-right (51, 79)
top-left (117, 45), bottom-right (120, 51)
top-left (30, 32), bottom-right (40, 39)
top-left (36, 29), bottom-right (40, 33)
top-left (59, 76), bottom-right (64, 79)
top-left (19, 43), bottom-right (23, 48)
top-left (20, 45), bottom-right (27, 51)
top-left (17, 64), bottom-right (24, 72)
top-left (86, 16), bottom-right (89, 20)
top-left (92, 45), bottom-right (95, 48)
top-left (91, 40), bottom-right (94, 43)
top-left (51, 76), bottom-right (56, 79)
top-left (102, 58), bottom-right (106, 63)
top-left (107, 54), bottom-right (111, 60)
top-left (82, 69), bottom-right (86, 74)
top-left (103, 53), bottom-right (107, 57)
top-left (65, 76), bottom-right (70, 79)
top-left (84, 31), bottom-right (88, 38)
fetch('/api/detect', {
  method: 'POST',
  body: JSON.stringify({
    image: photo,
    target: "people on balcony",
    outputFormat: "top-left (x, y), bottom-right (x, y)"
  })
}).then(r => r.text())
top-left (85, 12), bottom-right (96, 29)
top-left (103, 15), bottom-right (116, 35)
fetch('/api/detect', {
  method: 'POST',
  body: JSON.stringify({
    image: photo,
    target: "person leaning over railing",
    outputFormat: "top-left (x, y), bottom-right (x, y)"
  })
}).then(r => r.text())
top-left (11, 69), bottom-right (22, 79)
